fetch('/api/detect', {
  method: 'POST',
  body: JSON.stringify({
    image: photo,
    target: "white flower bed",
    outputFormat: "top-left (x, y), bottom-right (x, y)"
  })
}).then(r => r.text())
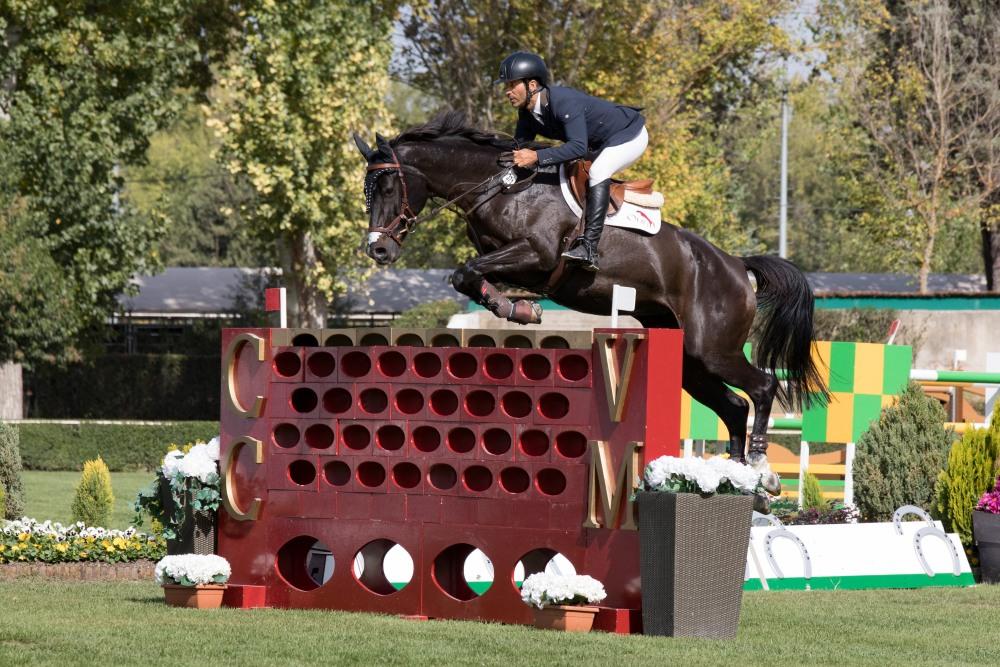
top-left (1, 517), bottom-right (157, 543)
top-left (641, 455), bottom-right (764, 495)
top-left (162, 437), bottom-right (220, 488)
top-left (155, 554), bottom-right (231, 586)
top-left (520, 573), bottom-right (607, 609)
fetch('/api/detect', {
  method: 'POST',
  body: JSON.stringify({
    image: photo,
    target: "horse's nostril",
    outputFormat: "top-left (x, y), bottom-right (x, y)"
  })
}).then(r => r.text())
top-left (374, 246), bottom-right (388, 259)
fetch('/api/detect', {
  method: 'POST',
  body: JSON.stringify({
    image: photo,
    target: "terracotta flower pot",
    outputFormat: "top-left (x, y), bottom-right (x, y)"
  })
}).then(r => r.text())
top-left (162, 584), bottom-right (227, 609)
top-left (531, 604), bottom-right (599, 632)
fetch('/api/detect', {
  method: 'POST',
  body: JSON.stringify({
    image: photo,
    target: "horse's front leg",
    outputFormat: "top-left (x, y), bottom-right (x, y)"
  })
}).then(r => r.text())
top-left (451, 240), bottom-right (544, 325)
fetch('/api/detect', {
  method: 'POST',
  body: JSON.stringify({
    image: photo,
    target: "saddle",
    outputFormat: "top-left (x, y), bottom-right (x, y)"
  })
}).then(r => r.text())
top-left (567, 159), bottom-right (655, 216)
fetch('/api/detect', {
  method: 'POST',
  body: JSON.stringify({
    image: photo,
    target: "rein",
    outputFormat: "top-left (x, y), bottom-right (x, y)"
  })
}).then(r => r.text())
top-left (366, 147), bottom-right (530, 246)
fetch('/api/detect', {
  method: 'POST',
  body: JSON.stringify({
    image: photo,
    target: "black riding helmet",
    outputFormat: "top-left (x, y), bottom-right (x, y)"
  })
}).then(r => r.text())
top-left (494, 51), bottom-right (549, 87)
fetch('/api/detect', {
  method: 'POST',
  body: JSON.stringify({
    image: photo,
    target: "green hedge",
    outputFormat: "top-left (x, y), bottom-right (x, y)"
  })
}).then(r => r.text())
top-left (29, 354), bottom-right (220, 420)
top-left (14, 422), bottom-right (219, 472)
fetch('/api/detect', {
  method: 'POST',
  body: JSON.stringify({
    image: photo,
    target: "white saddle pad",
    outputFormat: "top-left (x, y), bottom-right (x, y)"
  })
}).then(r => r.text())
top-left (558, 164), bottom-right (662, 235)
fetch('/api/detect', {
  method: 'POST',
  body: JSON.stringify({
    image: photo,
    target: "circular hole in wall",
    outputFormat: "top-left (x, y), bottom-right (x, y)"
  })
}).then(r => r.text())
top-left (276, 536), bottom-right (334, 591)
top-left (429, 389), bottom-right (458, 416)
top-left (463, 465), bottom-right (492, 493)
top-left (288, 460), bottom-right (316, 486)
top-left (342, 424), bottom-right (371, 451)
top-left (353, 540), bottom-right (413, 595)
top-left (513, 549), bottom-right (576, 589)
top-left (291, 333), bottom-right (319, 347)
top-left (273, 423), bottom-right (300, 449)
top-left (520, 353), bottom-right (552, 381)
top-left (433, 544), bottom-right (492, 600)
top-left (484, 353), bottom-right (514, 380)
top-left (274, 351), bottom-right (302, 378)
top-left (359, 388), bottom-right (388, 414)
top-left (324, 461), bottom-right (351, 486)
top-left (291, 388), bottom-right (318, 413)
top-left (428, 464), bottom-right (457, 490)
top-left (357, 461), bottom-right (386, 488)
top-left (323, 333), bottom-right (353, 347)
top-left (377, 351), bottom-right (407, 378)
top-left (395, 333), bottom-right (425, 347)
top-left (412, 425), bottom-right (441, 453)
top-left (340, 351), bottom-right (372, 378)
top-left (537, 392), bottom-right (570, 419)
top-left (519, 429), bottom-right (549, 457)
top-left (536, 468), bottom-right (567, 496)
top-left (503, 335), bottom-right (532, 349)
top-left (395, 388), bottom-right (424, 415)
top-left (413, 352), bottom-right (442, 378)
top-left (376, 425), bottom-right (405, 452)
top-left (557, 354), bottom-right (589, 382)
top-left (447, 427), bottom-right (476, 454)
top-left (467, 334), bottom-right (497, 348)
top-left (482, 428), bottom-right (512, 456)
top-left (555, 431), bottom-right (588, 458)
top-left (359, 333), bottom-right (389, 346)
top-left (447, 352), bottom-right (477, 379)
top-left (306, 351), bottom-right (335, 378)
top-left (464, 390), bottom-right (495, 417)
top-left (304, 423), bottom-right (334, 449)
top-left (500, 390), bottom-right (532, 418)
top-left (391, 462), bottom-right (421, 489)
top-left (500, 467), bottom-right (530, 494)
top-left (540, 335), bottom-right (571, 349)
top-left (323, 388), bottom-right (352, 414)
top-left (431, 333), bottom-right (461, 347)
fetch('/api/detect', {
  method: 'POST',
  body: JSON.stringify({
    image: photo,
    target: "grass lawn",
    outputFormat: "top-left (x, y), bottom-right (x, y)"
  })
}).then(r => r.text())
top-left (0, 581), bottom-right (998, 665)
top-left (19, 471), bottom-right (156, 529)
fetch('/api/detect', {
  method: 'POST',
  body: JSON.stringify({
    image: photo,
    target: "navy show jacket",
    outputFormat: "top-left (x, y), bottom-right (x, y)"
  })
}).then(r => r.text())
top-left (513, 85), bottom-right (645, 167)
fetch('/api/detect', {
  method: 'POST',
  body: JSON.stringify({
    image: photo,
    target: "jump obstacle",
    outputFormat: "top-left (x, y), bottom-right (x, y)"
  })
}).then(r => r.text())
top-left (218, 326), bottom-right (683, 632)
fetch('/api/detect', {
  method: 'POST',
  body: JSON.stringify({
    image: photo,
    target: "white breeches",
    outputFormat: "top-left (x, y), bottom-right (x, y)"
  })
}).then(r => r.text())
top-left (588, 126), bottom-right (648, 185)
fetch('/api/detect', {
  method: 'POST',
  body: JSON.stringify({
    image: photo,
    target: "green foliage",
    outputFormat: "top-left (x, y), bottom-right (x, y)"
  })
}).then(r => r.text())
top-left (16, 421), bottom-right (218, 472)
top-left (0, 421), bottom-right (25, 519)
top-left (0, 3), bottom-right (233, 365)
top-left (801, 472), bottom-right (826, 511)
top-left (71, 457), bottom-right (115, 527)
top-left (393, 300), bottom-right (464, 328)
top-left (29, 354), bottom-right (221, 420)
top-left (0, 518), bottom-right (164, 564)
top-left (0, 484), bottom-right (6, 520)
top-left (853, 383), bottom-right (953, 521)
top-left (935, 403), bottom-right (1000, 546)
top-left (211, 1), bottom-right (399, 324)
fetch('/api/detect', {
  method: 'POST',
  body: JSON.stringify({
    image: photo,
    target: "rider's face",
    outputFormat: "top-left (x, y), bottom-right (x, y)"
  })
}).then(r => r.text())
top-left (505, 80), bottom-right (536, 108)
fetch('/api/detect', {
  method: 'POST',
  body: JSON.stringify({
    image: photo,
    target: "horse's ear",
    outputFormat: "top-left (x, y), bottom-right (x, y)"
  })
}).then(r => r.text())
top-left (375, 132), bottom-right (391, 153)
top-left (353, 132), bottom-right (375, 161)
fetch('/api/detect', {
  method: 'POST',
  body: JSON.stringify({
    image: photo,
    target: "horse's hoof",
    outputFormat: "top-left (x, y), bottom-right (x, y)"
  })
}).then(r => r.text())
top-left (753, 493), bottom-right (771, 515)
top-left (508, 300), bottom-right (543, 325)
top-left (762, 471), bottom-right (781, 496)
top-left (746, 450), bottom-right (766, 468)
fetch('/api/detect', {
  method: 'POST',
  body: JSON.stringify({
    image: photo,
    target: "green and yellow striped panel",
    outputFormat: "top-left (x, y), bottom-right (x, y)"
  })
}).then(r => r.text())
top-left (801, 342), bottom-right (912, 443)
top-left (679, 344), bottom-right (751, 441)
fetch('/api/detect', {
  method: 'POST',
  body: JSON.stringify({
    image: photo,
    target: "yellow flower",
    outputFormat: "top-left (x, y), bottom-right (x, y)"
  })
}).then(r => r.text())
top-left (112, 537), bottom-right (127, 549)
top-left (17, 532), bottom-right (30, 542)
top-left (55, 543), bottom-right (69, 553)
top-left (79, 551), bottom-right (88, 558)
top-left (86, 536), bottom-right (96, 544)
top-left (0, 544), bottom-right (6, 552)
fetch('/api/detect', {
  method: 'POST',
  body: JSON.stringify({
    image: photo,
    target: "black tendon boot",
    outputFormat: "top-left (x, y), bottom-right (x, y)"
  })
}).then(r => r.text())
top-left (561, 178), bottom-right (610, 271)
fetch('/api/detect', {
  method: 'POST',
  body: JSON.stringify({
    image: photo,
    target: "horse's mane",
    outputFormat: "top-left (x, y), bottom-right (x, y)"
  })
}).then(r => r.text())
top-left (392, 110), bottom-right (531, 151)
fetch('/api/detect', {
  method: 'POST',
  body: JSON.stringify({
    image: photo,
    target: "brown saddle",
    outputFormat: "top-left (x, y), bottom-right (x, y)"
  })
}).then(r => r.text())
top-left (567, 159), bottom-right (654, 216)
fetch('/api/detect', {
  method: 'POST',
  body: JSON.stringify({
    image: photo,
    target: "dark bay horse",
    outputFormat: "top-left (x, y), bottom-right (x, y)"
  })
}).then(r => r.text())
top-left (353, 111), bottom-right (827, 492)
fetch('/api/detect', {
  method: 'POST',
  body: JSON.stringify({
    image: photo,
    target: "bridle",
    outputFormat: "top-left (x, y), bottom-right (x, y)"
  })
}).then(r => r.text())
top-left (365, 145), bottom-right (528, 248)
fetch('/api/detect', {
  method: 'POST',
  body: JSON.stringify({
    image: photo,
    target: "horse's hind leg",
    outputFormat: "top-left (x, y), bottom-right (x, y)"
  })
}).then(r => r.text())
top-left (681, 355), bottom-right (750, 463)
top-left (451, 240), bottom-right (544, 325)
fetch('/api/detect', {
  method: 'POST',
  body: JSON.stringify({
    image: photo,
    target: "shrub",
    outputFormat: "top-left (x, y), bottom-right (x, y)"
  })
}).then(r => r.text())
top-left (17, 421), bottom-right (218, 471)
top-left (0, 484), bottom-right (5, 519)
top-left (935, 402), bottom-right (1000, 546)
top-left (71, 457), bottom-right (115, 527)
top-left (853, 383), bottom-right (952, 521)
top-left (392, 299), bottom-right (464, 328)
top-left (0, 421), bottom-right (25, 519)
top-left (801, 472), bottom-right (825, 511)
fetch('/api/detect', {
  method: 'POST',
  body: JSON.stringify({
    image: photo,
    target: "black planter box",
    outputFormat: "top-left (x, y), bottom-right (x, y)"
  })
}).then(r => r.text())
top-left (972, 510), bottom-right (1000, 584)
top-left (637, 491), bottom-right (753, 639)
top-left (159, 478), bottom-right (217, 556)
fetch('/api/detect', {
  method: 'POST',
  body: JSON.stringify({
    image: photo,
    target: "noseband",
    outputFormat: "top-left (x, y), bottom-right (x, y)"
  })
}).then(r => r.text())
top-left (365, 146), bottom-right (418, 246)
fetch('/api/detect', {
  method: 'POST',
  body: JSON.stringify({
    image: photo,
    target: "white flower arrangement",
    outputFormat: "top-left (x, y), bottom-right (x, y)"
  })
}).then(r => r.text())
top-left (639, 455), bottom-right (764, 495)
top-left (162, 437), bottom-right (221, 488)
top-left (520, 573), bottom-right (607, 609)
top-left (134, 436), bottom-right (222, 540)
top-left (155, 553), bottom-right (231, 587)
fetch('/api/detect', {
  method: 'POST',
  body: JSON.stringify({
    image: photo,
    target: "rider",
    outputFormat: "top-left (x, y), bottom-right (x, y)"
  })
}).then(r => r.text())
top-left (495, 51), bottom-right (648, 272)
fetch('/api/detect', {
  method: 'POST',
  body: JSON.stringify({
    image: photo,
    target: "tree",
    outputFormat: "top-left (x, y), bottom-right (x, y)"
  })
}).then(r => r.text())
top-left (209, 1), bottom-right (399, 327)
top-left (817, 0), bottom-right (1000, 291)
top-left (0, 2), bottom-right (235, 368)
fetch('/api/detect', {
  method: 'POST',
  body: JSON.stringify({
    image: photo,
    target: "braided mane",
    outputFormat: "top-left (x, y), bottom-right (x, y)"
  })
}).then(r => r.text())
top-left (392, 110), bottom-right (518, 150)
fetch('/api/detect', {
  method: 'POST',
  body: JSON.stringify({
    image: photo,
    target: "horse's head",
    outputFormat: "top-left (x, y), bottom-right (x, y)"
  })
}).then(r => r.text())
top-left (353, 132), bottom-right (430, 265)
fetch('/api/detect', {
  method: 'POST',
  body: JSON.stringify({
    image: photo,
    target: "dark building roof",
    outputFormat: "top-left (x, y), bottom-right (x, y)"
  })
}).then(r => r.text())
top-left (117, 267), bottom-right (467, 317)
top-left (807, 273), bottom-right (987, 295)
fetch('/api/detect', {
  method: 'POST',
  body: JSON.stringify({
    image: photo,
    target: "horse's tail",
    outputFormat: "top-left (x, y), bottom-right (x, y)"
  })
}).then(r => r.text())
top-left (742, 255), bottom-right (829, 411)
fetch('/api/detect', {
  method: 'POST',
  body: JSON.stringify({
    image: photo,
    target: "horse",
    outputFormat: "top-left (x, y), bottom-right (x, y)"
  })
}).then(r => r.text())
top-left (353, 111), bottom-right (828, 498)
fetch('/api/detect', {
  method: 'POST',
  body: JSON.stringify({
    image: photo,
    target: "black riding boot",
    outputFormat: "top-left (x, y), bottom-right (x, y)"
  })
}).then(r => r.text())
top-left (562, 178), bottom-right (610, 272)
